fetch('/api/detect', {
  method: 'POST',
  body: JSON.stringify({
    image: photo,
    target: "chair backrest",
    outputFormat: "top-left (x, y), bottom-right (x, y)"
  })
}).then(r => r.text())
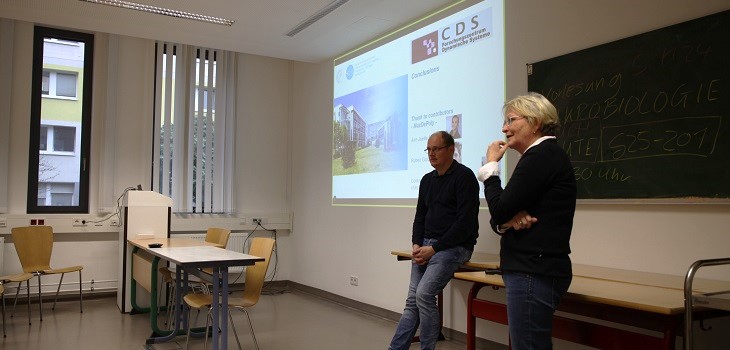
top-left (205, 227), bottom-right (231, 248)
top-left (242, 237), bottom-right (275, 305)
top-left (11, 226), bottom-right (54, 273)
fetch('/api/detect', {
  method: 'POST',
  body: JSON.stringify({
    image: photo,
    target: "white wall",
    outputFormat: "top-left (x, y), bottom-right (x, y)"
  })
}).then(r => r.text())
top-left (288, 0), bottom-right (730, 348)
top-left (0, 24), bottom-right (294, 293)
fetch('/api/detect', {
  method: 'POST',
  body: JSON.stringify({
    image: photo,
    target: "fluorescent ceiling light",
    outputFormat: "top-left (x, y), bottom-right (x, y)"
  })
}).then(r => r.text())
top-left (286, 0), bottom-right (350, 37)
top-left (79, 0), bottom-right (235, 26)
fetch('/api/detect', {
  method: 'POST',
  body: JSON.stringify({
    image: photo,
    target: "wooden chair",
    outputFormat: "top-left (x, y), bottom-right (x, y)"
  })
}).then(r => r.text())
top-left (184, 237), bottom-right (275, 350)
top-left (10, 226), bottom-right (83, 321)
top-left (1, 273), bottom-right (34, 337)
top-left (158, 227), bottom-right (231, 328)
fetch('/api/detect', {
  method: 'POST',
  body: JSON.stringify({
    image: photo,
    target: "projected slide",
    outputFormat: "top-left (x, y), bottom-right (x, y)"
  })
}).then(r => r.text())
top-left (333, 0), bottom-right (505, 206)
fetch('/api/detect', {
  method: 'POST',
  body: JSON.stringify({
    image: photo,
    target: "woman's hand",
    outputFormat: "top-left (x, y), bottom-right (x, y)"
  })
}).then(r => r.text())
top-left (508, 210), bottom-right (537, 230)
top-left (487, 140), bottom-right (508, 163)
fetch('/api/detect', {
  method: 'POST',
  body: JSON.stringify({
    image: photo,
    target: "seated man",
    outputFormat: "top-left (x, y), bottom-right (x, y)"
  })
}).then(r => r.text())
top-left (389, 131), bottom-right (480, 350)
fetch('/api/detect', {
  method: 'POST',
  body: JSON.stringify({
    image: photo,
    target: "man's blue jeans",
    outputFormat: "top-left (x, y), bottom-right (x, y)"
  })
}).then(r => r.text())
top-left (389, 238), bottom-right (472, 350)
top-left (503, 271), bottom-right (571, 350)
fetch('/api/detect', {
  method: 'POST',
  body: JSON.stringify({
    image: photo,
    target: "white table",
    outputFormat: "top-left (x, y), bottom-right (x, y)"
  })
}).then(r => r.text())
top-left (129, 238), bottom-right (264, 350)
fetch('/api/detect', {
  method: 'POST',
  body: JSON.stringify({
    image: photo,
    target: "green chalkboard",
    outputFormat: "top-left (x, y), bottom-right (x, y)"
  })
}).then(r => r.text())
top-left (528, 10), bottom-right (729, 200)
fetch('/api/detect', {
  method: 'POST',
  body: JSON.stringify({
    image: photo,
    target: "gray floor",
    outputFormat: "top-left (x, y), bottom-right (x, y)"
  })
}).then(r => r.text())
top-left (1, 288), bottom-right (467, 350)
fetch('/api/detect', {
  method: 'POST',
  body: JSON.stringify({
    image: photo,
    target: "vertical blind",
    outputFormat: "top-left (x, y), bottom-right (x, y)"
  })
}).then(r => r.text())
top-left (0, 19), bottom-right (14, 213)
top-left (153, 42), bottom-right (236, 213)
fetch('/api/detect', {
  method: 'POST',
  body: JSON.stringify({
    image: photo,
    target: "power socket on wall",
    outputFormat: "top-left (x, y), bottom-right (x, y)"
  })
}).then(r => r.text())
top-left (350, 275), bottom-right (359, 286)
top-left (30, 218), bottom-right (46, 225)
top-left (252, 217), bottom-right (267, 225)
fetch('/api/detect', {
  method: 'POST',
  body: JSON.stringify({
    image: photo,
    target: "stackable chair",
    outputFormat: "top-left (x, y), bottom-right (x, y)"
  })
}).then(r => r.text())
top-left (184, 237), bottom-right (275, 350)
top-left (11, 226), bottom-right (84, 321)
top-left (1, 273), bottom-right (33, 337)
top-left (158, 227), bottom-right (231, 328)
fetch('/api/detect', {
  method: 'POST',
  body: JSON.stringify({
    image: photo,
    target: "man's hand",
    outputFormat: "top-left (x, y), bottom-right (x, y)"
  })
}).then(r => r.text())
top-left (413, 245), bottom-right (435, 265)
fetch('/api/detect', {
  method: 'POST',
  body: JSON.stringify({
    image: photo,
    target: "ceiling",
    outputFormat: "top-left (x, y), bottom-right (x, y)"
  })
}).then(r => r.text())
top-left (0, 0), bottom-right (456, 63)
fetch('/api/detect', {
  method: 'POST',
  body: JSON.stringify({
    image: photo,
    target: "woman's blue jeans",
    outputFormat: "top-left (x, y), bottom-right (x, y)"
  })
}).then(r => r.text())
top-left (389, 238), bottom-right (472, 350)
top-left (502, 271), bottom-right (571, 350)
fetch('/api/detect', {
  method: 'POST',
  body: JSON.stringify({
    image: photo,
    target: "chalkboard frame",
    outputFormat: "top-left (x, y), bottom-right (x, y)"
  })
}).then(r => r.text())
top-left (527, 10), bottom-right (729, 203)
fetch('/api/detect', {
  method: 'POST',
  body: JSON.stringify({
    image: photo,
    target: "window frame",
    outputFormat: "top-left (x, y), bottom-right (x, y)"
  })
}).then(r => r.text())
top-left (27, 26), bottom-right (94, 214)
top-left (42, 70), bottom-right (79, 99)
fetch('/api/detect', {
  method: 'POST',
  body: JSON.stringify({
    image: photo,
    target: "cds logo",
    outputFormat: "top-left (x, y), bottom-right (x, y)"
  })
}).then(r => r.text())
top-left (441, 15), bottom-right (480, 40)
top-left (336, 69), bottom-right (344, 83)
top-left (411, 31), bottom-right (439, 64)
top-left (336, 64), bottom-right (355, 83)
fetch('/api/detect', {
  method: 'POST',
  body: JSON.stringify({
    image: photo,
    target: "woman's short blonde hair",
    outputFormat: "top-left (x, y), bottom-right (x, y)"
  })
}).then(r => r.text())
top-left (503, 92), bottom-right (560, 136)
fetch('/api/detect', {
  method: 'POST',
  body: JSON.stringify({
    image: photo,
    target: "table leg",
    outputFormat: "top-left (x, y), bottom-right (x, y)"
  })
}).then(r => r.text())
top-left (212, 267), bottom-right (220, 350)
top-left (130, 247), bottom-right (151, 315)
top-left (145, 263), bottom-right (184, 344)
top-left (221, 267), bottom-right (229, 350)
top-left (466, 283), bottom-right (486, 350)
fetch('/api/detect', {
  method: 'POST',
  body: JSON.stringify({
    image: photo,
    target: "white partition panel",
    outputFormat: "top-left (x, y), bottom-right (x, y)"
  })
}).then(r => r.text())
top-left (117, 190), bottom-right (172, 313)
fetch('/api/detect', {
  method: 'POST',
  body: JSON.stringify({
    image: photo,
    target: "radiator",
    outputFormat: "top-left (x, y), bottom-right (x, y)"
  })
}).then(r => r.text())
top-left (0, 236), bottom-right (4, 275)
top-left (174, 232), bottom-right (249, 273)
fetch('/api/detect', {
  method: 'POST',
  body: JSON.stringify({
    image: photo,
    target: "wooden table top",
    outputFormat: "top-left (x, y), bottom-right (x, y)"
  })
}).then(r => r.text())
top-left (391, 250), bottom-right (500, 270)
top-left (129, 237), bottom-right (222, 249)
top-left (453, 271), bottom-right (689, 315)
top-left (129, 238), bottom-right (261, 267)
top-left (454, 269), bottom-right (730, 316)
top-left (393, 249), bottom-right (729, 295)
top-left (572, 264), bottom-right (729, 293)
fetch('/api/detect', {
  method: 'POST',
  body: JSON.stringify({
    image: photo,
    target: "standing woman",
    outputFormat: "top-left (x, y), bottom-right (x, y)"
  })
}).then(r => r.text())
top-left (478, 92), bottom-right (576, 350)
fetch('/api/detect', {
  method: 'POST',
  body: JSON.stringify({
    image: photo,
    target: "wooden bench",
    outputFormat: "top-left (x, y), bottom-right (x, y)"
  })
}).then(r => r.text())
top-left (392, 250), bottom-right (730, 349)
top-left (454, 268), bottom-right (730, 350)
top-left (391, 249), bottom-right (500, 270)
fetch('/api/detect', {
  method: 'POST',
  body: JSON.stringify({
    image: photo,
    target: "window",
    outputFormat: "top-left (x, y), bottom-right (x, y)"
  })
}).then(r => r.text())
top-left (39, 125), bottom-right (76, 153)
top-left (52, 125), bottom-right (76, 152)
top-left (37, 183), bottom-right (75, 206)
top-left (153, 42), bottom-right (236, 213)
top-left (27, 26), bottom-right (93, 214)
top-left (40, 126), bottom-right (48, 151)
top-left (42, 70), bottom-right (78, 98)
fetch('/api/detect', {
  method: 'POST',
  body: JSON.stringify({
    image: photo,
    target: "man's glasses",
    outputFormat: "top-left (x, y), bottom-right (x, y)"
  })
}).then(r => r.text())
top-left (424, 145), bottom-right (449, 154)
top-left (503, 116), bottom-right (524, 126)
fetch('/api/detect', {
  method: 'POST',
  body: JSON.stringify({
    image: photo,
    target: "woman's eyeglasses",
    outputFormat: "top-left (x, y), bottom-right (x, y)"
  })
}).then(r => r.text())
top-left (503, 116), bottom-right (524, 126)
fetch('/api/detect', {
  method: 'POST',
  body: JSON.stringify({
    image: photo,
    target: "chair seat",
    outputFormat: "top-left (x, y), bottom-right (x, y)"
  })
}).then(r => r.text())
top-left (159, 266), bottom-right (173, 281)
top-left (183, 293), bottom-right (211, 309)
top-left (0, 273), bottom-right (34, 283)
top-left (42, 266), bottom-right (83, 274)
top-left (2, 272), bottom-right (34, 328)
top-left (228, 296), bottom-right (256, 308)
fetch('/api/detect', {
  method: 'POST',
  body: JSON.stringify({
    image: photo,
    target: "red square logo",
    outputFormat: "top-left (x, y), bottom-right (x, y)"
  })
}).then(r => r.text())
top-left (412, 31), bottom-right (439, 64)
